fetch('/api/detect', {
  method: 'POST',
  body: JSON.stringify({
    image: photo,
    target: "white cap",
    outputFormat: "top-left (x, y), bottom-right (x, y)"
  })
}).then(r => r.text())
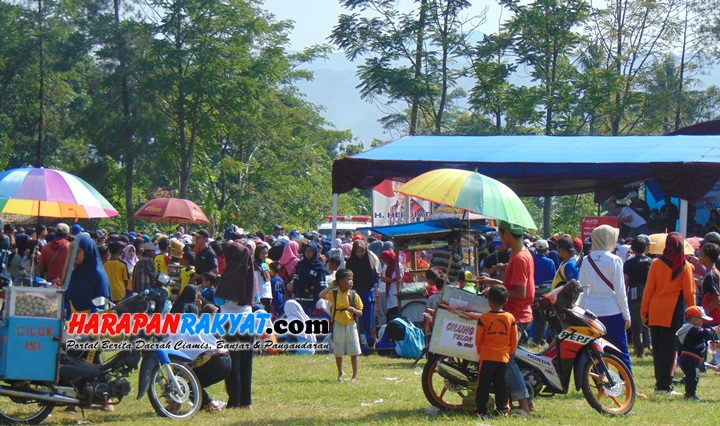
top-left (535, 239), bottom-right (549, 250)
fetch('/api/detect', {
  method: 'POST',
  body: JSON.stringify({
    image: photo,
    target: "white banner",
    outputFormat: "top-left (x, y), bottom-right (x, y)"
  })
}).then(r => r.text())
top-left (372, 179), bottom-right (431, 226)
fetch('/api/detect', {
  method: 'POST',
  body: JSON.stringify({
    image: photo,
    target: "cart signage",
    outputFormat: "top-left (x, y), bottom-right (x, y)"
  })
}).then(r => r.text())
top-left (439, 319), bottom-right (476, 350)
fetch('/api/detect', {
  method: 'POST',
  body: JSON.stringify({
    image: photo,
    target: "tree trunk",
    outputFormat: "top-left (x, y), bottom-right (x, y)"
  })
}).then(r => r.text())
top-left (543, 196), bottom-right (552, 238)
top-left (674, 4), bottom-right (689, 131)
top-left (116, 0), bottom-right (135, 230)
top-left (409, 0), bottom-right (427, 135)
top-left (36, 0), bottom-right (44, 167)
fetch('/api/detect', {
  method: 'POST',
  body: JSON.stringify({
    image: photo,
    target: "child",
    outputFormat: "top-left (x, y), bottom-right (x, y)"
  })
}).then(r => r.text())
top-left (474, 284), bottom-right (517, 419)
top-left (269, 262), bottom-right (285, 317)
top-left (319, 268), bottom-right (363, 383)
top-left (154, 237), bottom-right (170, 274)
top-left (179, 250), bottom-right (196, 295)
top-left (104, 241), bottom-right (129, 303)
top-left (200, 272), bottom-right (218, 305)
top-left (676, 306), bottom-right (720, 401)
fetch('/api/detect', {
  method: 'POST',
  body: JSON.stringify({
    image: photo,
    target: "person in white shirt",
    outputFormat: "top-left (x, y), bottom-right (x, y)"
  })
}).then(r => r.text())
top-left (611, 204), bottom-right (648, 239)
top-left (579, 225), bottom-right (633, 378)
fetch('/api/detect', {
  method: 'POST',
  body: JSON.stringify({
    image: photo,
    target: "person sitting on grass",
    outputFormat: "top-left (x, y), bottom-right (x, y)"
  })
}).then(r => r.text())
top-left (319, 268), bottom-right (363, 383)
top-left (676, 306), bottom-right (720, 401)
top-left (473, 284), bottom-right (517, 420)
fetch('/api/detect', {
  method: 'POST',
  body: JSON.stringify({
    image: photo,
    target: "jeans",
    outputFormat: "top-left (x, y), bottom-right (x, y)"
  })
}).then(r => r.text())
top-left (507, 352), bottom-right (530, 402)
top-left (628, 301), bottom-right (649, 357)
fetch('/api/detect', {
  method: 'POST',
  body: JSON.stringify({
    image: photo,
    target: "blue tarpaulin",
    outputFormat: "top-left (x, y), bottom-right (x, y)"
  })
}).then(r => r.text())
top-left (332, 135), bottom-right (720, 201)
top-left (359, 218), bottom-right (494, 238)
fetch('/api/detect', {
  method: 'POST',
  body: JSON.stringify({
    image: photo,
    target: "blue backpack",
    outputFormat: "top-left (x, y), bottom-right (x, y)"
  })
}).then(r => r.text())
top-left (388, 318), bottom-right (424, 359)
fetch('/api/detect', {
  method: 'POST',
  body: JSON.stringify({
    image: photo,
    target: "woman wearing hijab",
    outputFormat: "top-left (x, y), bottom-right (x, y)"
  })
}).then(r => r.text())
top-left (578, 225), bottom-right (633, 378)
top-left (379, 250), bottom-right (398, 323)
top-left (345, 240), bottom-right (377, 349)
top-left (65, 233), bottom-right (111, 318)
top-left (122, 244), bottom-right (139, 275)
top-left (293, 242), bottom-right (327, 316)
top-left (215, 242), bottom-right (256, 409)
top-left (278, 240), bottom-right (300, 280)
top-left (641, 232), bottom-right (696, 395)
top-left (253, 245), bottom-right (273, 312)
top-left (279, 300), bottom-right (318, 355)
top-left (171, 284), bottom-right (201, 314)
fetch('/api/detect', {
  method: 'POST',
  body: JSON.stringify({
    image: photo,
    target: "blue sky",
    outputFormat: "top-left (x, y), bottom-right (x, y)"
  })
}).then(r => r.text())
top-left (263, 0), bottom-right (504, 51)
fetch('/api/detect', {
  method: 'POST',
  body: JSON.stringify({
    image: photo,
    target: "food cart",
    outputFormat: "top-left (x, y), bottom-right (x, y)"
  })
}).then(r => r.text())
top-left (360, 218), bottom-right (493, 327)
top-left (0, 286), bottom-right (64, 381)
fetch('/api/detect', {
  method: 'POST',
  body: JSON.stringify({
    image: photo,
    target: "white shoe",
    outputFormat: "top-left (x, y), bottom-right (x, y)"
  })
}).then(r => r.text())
top-left (654, 389), bottom-right (682, 396)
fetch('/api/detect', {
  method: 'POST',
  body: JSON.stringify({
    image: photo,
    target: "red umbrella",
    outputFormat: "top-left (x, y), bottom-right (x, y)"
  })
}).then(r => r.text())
top-left (131, 198), bottom-right (210, 224)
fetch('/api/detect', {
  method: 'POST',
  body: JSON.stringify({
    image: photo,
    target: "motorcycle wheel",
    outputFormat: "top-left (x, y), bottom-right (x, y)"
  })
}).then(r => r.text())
top-left (421, 353), bottom-right (468, 411)
top-left (0, 385), bottom-right (54, 425)
top-left (147, 362), bottom-right (201, 420)
top-left (580, 352), bottom-right (635, 416)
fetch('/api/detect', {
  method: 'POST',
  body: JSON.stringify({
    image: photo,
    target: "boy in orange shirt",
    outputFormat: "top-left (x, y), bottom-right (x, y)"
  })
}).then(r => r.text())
top-left (474, 284), bottom-right (518, 419)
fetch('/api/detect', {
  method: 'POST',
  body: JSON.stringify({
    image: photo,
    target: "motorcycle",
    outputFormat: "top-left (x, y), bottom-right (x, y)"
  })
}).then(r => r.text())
top-left (0, 273), bottom-right (202, 424)
top-left (421, 280), bottom-right (635, 416)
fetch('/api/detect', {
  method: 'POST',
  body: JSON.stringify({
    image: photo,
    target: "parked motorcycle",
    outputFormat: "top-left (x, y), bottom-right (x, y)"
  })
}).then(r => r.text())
top-left (422, 280), bottom-right (635, 416)
top-left (0, 274), bottom-right (202, 424)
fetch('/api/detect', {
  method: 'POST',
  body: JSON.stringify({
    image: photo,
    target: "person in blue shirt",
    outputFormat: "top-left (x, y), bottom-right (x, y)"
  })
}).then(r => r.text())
top-left (269, 261), bottom-right (285, 318)
top-left (531, 240), bottom-right (557, 346)
top-left (551, 236), bottom-right (580, 289)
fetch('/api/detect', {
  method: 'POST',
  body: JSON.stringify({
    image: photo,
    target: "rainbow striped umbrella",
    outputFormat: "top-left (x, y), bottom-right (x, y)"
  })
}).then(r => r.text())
top-left (0, 167), bottom-right (119, 219)
top-left (396, 168), bottom-right (536, 229)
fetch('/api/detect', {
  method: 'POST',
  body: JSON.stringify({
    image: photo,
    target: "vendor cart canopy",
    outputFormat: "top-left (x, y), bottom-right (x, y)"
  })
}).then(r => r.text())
top-left (332, 135), bottom-right (720, 201)
top-left (360, 218), bottom-right (494, 239)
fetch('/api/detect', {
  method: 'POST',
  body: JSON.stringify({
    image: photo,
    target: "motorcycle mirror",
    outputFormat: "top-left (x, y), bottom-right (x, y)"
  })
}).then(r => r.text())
top-left (92, 296), bottom-right (108, 307)
top-left (157, 273), bottom-right (171, 286)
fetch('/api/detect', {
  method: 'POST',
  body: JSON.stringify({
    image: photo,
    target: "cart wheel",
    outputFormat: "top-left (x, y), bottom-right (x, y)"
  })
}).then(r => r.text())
top-left (400, 301), bottom-right (427, 329)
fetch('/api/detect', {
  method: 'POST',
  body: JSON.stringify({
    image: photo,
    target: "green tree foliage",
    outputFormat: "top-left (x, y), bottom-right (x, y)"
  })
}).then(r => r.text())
top-left (330, 0), bottom-right (483, 135)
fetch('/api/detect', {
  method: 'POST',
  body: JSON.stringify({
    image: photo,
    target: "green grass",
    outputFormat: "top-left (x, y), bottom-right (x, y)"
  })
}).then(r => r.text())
top-left (38, 354), bottom-right (720, 425)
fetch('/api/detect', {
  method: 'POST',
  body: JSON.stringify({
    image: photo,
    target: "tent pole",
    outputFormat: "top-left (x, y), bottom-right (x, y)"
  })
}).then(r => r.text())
top-left (331, 193), bottom-right (339, 248)
top-left (679, 198), bottom-right (688, 237)
top-left (404, 195), bottom-right (411, 224)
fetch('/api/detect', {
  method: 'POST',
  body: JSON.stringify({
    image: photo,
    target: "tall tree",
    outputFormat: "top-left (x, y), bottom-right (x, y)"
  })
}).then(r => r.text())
top-left (330, 0), bottom-right (484, 136)
top-left (589, 0), bottom-right (684, 135)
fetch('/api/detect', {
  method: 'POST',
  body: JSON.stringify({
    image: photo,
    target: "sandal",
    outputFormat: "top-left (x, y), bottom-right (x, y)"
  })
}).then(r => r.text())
top-left (203, 401), bottom-right (223, 412)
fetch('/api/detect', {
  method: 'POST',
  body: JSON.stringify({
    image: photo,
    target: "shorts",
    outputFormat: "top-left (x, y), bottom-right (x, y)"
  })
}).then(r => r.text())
top-left (332, 322), bottom-right (361, 357)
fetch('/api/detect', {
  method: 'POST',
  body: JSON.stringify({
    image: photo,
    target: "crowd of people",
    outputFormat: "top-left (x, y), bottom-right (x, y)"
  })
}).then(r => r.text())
top-left (2, 210), bottom-right (720, 418)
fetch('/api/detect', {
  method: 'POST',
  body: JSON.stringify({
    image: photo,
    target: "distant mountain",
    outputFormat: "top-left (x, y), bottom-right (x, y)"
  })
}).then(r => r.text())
top-left (296, 52), bottom-right (720, 146)
top-left (295, 53), bottom-right (389, 145)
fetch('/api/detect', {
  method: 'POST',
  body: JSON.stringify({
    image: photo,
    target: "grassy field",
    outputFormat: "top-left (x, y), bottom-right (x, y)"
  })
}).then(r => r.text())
top-left (39, 353), bottom-right (720, 425)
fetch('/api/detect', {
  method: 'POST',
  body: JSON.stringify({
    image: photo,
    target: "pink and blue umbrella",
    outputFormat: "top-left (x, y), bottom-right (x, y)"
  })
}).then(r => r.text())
top-left (0, 167), bottom-right (119, 219)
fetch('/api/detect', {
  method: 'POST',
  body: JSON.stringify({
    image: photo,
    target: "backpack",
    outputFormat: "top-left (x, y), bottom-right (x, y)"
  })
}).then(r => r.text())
top-left (387, 317), bottom-right (424, 359)
top-left (330, 288), bottom-right (358, 326)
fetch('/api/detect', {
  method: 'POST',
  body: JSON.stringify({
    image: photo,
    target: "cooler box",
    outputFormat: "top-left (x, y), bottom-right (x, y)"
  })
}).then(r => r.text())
top-left (0, 286), bottom-right (63, 381)
top-left (441, 285), bottom-right (490, 314)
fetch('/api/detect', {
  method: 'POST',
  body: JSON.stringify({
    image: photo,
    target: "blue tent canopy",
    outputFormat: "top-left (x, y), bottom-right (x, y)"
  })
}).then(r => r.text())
top-left (359, 218), bottom-right (494, 238)
top-left (332, 135), bottom-right (720, 201)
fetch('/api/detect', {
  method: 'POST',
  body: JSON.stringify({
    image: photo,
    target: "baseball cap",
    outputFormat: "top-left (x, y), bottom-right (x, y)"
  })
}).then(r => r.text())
top-left (71, 224), bottom-right (84, 235)
top-left (460, 271), bottom-right (476, 282)
top-left (55, 223), bottom-right (70, 236)
top-left (703, 232), bottom-right (720, 245)
top-left (193, 229), bottom-right (210, 239)
top-left (498, 220), bottom-right (526, 237)
top-left (636, 234), bottom-right (651, 244)
top-left (535, 239), bottom-right (549, 250)
top-left (273, 224), bottom-right (283, 231)
top-left (685, 306), bottom-right (712, 321)
top-left (572, 238), bottom-right (583, 252)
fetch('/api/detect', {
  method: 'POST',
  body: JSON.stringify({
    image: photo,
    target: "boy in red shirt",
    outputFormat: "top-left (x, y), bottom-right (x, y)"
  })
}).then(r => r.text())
top-left (474, 284), bottom-right (517, 419)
